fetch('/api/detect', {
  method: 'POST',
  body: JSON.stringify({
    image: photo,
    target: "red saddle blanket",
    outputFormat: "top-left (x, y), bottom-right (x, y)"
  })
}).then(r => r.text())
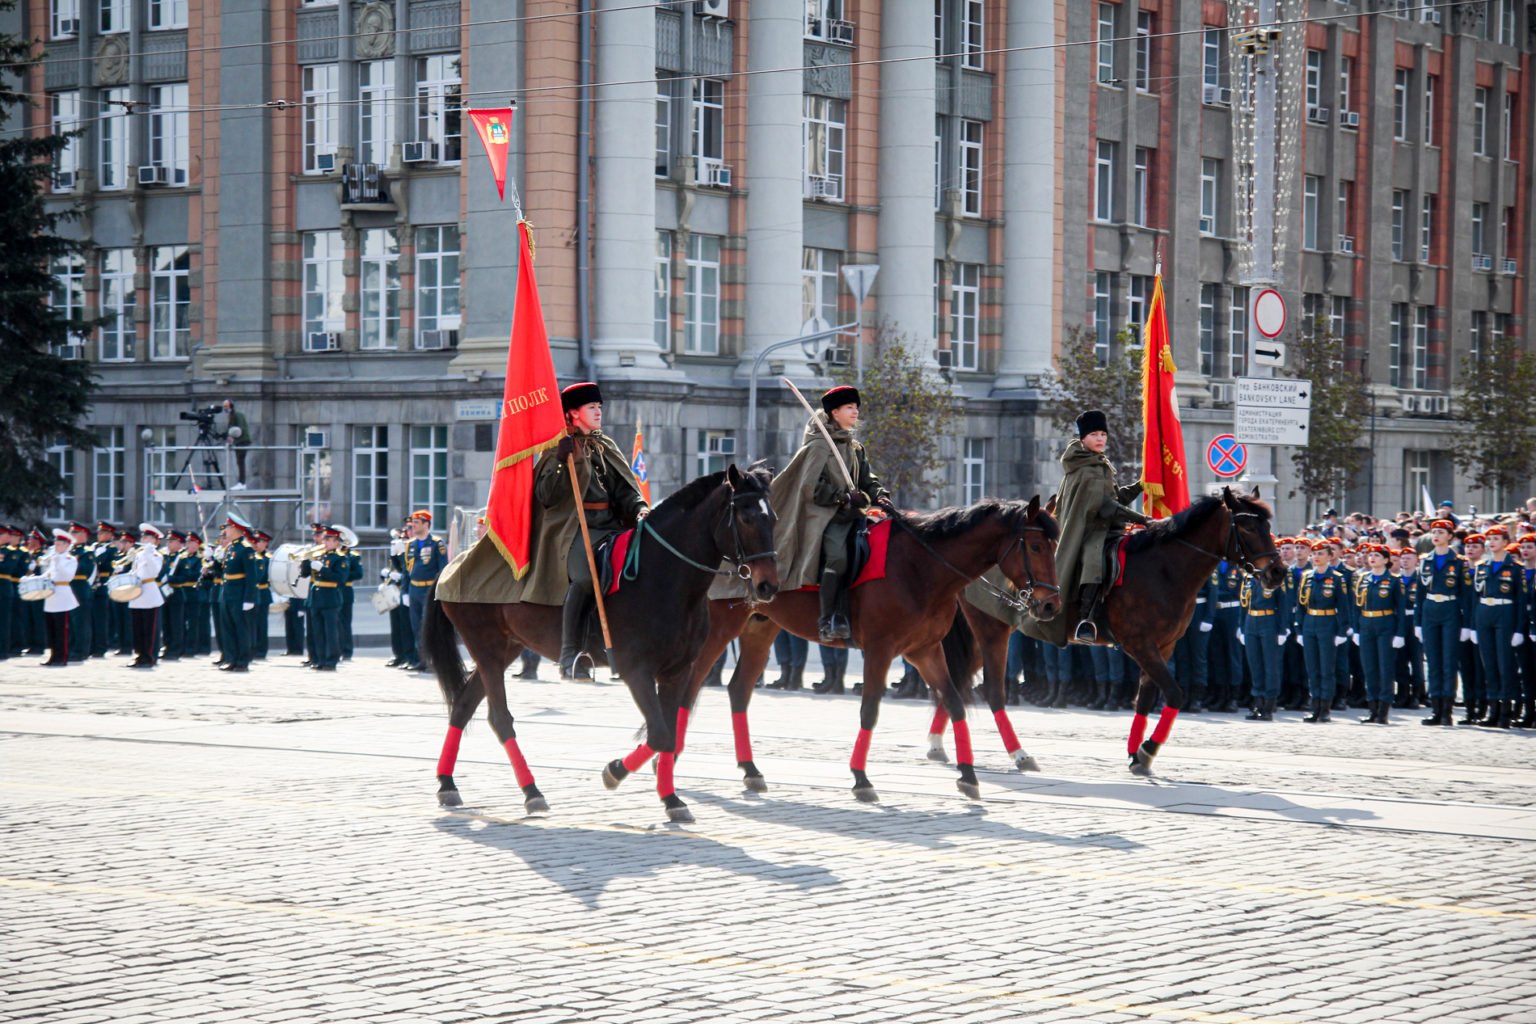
top-left (603, 529), bottom-right (634, 596)
top-left (797, 518), bottom-right (892, 592)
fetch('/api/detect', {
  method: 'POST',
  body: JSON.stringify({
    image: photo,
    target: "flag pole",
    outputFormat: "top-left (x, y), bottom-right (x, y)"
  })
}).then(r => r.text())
top-left (567, 450), bottom-right (616, 670)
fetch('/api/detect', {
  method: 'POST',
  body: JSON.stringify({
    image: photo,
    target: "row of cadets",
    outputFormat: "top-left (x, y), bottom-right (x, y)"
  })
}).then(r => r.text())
top-left (1239, 557), bottom-right (1293, 721)
top-left (1417, 519), bottom-right (1475, 725)
top-left (1472, 524), bottom-right (1525, 728)
top-left (1353, 543), bottom-right (1408, 724)
top-left (0, 524), bottom-right (45, 658)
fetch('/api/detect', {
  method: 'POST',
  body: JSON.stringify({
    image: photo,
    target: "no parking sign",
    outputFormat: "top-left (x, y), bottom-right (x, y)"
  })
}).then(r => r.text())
top-left (1207, 435), bottom-right (1247, 478)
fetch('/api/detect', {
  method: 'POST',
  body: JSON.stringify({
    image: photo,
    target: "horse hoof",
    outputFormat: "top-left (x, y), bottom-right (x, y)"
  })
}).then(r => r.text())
top-left (743, 774), bottom-right (768, 793)
top-left (666, 805), bottom-right (695, 824)
top-left (926, 747), bottom-right (949, 763)
top-left (1014, 753), bottom-right (1041, 773)
top-left (1128, 757), bottom-right (1153, 777)
top-left (437, 789), bottom-right (463, 808)
top-left (524, 795), bottom-right (550, 814)
top-left (602, 760), bottom-right (629, 791)
top-left (957, 780), bottom-right (982, 800)
top-left (852, 786), bottom-right (880, 804)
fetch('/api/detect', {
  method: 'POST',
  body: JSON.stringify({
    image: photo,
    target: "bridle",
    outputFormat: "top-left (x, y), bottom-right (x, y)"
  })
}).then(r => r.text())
top-left (1176, 506), bottom-right (1280, 578)
top-left (884, 501), bottom-right (1059, 615)
top-left (623, 483), bottom-right (777, 585)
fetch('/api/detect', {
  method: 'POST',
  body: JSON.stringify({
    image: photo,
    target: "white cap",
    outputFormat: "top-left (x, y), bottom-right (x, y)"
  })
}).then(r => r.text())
top-left (139, 522), bottom-right (164, 538)
top-left (52, 528), bottom-right (73, 542)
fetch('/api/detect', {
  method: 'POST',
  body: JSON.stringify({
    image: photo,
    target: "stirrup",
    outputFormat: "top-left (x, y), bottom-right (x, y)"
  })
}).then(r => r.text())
top-left (1073, 618), bottom-right (1098, 643)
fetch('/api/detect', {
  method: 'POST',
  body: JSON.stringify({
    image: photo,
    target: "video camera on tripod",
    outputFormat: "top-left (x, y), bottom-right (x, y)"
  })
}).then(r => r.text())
top-left (179, 404), bottom-right (231, 440)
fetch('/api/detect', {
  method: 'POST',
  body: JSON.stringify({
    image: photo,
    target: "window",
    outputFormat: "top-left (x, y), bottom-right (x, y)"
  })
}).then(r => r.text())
top-left (958, 119), bottom-right (983, 217)
top-left (1503, 92), bottom-right (1516, 161)
top-left (409, 425), bottom-right (448, 528)
top-left (415, 225), bottom-right (460, 346)
top-left (1134, 11), bottom-right (1152, 92)
top-left (1093, 272), bottom-right (1112, 367)
top-left (302, 64), bottom-right (338, 173)
top-left (1305, 50), bottom-right (1322, 113)
top-left (1389, 303), bottom-right (1407, 388)
top-left (1127, 274), bottom-right (1152, 336)
top-left (359, 228), bottom-right (400, 350)
top-left (654, 231), bottom-right (672, 348)
top-left (1302, 175), bottom-right (1319, 251)
top-left (1393, 69), bottom-right (1410, 141)
top-left (1420, 194), bottom-right (1434, 262)
top-left (801, 247), bottom-right (840, 330)
top-left (933, 116), bottom-right (948, 209)
top-left (655, 73), bottom-right (674, 178)
top-left (1496, 0), bottom-right (1516, 45)
top-left (415, 54), bottom-right (462, 162)
top-left (691, 78), bottom-right (725, 168)
top-left (962, 438), bottom-right (987, 504)
top-left (51, 0), bottom-right (79, 38)
top-left (358, 60), bottom-right (395, 166)
top-left (1338, 56), bottom-right (1353, 114)
top-left (141, 425), bottom-right (179, 521)
top-left (93, 426), bottom-right (124, 522)
top-left (1095, 140), bottom-right (1116, 222)
top-left (1199, 283), bottom-right (1216, 376)
top-left (695, 430), bottom-right (732, 478)
top-left (1336, 179), bottom-right (1353, 248)
top-left (302, 231), bottom-right (344, 340)
top-left (1472, 202), bottom-right (1488, 256)
top-left (1423, 75), bottom-right (1436, 145)
top-left (148, 83), bottom-right (189, 185)
top-left (98, 248), bottom-right (135, 362)
top-left (50, 91), bottom-right (79, 188)
top-left (99, 86), bottom-right (128, 190)
top-left (49, 255), bottom-right (85, 356)
top-left (950, 262), bottom-right (981, 371)
top-left (1302, 292), bottom-right (1324, 337)
top-left (933, 260), bottom-right (943, 342)
top-left (1133, 147), bottom-right (1151, 227)
top-left (148, 0), bottom-right (185, 29)
top-left (1097, 4), bottom-right (1118, 85)
top-left (1504, 206), bottom-right (1517, 264)
top-left (1391, 190), bottom-right (1407, 261)
top-left (1199, 158), bottom-right (1219, 234)
top-left (684, 233), bottom-right (721, 355)
top-left (1470, 311), bottom-right (1487, 365)
top-left (99, 0), bottom-right (127, 33)
top-left (1474, 87), bottom-right (1489, 155)
top-left (1412, 307), bottom-right (1430, 390)
top-left (961, 0), bottom-right (984, 70)
top-left (1405, 451), bottom-right (1431, 512)
top-left (149, 245), bottom-right (189, 360)
top-left (300, 446), bottom-right (332, 528)
top-left (1202, 28), bottom-right (1224, 90)
top-left (46, 436), bottom-right (73, 520)
top-left (805, 0), bottom-right (848, 43)
top-left (352, 426), bottom-right (390, 530)
top-left (803, 95), bottom-right (847, 200)
top-left (1229, 287), bottom-right (1249, 378)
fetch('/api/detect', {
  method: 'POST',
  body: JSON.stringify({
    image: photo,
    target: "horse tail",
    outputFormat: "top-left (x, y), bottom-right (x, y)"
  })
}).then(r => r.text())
top-left (419, 583), bottom-right (467, 709)
top-left (939, 605), bottom-right (978, 702)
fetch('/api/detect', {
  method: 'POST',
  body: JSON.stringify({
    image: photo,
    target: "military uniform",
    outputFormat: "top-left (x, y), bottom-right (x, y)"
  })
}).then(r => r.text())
top-left (216, 515), bottom-right (257, 672)
top-left (1393, 553), bottom-right (1425, 708)
top-left (66, 525), bottom-right (94, 661)
top-left (1240, 573), bottom-right (1289, 719)
top-left (804, 388), bottom-right (888, 643)
top-left (339, 543), bottom-right (362, 660)
top-left (1297, 554), bottom-right (1351, 722)
top-left (19, 532), bottom-right (49, 654)
top-left (384, 529), bottom-right (417, 668)
top-left (89, 526), bottom-right (118, 656)
top-left (159, 534), bottom-right (189, 660)
top-left (404, 513), bottom-right (446, 672)
top-left (0, 526), bottom-right (24, 658)
top-left (1172, 575), bottom-right (1215, 712)
top-left (1416, 532), bottom-right (1471, 726)
top-left (1353, 552), bottom-right (1407, 724)
top-left (305, 529), bottom-right (348, 671)
top-left (1472, 538), bottom-right (1525, 728)
top-left (249, 533), bottom-right (272, 659)
top-left (1209, 563), bottom-right (1245, 712)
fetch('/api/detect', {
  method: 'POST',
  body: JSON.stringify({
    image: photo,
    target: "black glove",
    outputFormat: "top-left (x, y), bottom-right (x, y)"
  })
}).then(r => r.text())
top-left (1130, 511), bottom-right (1152, 527)
top-left (846, 489), bottom-right (870, 510)
top-left (556, 435), bottom-right (576, 463)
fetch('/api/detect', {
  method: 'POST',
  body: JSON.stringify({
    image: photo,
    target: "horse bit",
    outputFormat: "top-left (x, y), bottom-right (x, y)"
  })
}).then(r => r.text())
top-left (624, 488), bottom-right (777, 585)
top-left (1176, 509), bottom-right (1279, 578)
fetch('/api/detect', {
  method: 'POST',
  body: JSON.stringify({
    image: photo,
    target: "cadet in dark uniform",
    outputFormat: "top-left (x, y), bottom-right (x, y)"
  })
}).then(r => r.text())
top-left (1173, 574), bottom-right (1215, 712)
top-left (1394, 545), bottom-right (1426, 709)
top-left (1332, 540), bottom-right (1361, 710)
top-left (1416, 520), bottom-right (1471, 726)
top-left (1473, 525), bottom-right (1525, 729)
top-left (340, 532), bottom-right (362, 661)
top-left (0, 524), bottom-right (22, 659)
top-left (1353, 543), bottom-right (1407, 724)
top-left (1517, 533), bottom-right (1536, 728)
top-left (1297, 540), bottom-right (1351, 723)
top-left (1240, 566), bottom-right (1290, 721)
top-left (90, 522), bottom-right (118, 656)
top-left (65, 522), bottom-right (94, 661)
top-left (250, 530), bottom-right (273, 659)
top-left (179, 532), bottom-right (213, 656)
top-left (1458, 533), bottom-right (1488, 723)
top-left (1209, 562), bottom-right (1245, 713)
top-left (301, 522), bottom-right (326, 665)
top-left (383, 524), bottom-right (417, 668)
top-left (21, 528), bottom-right (49, 654)
top-left (215, 514), bottom-right (257, 672)
top-left (108, 529), bottom-right (135, 656)
top-left (403, 511), bottom-right (445, 673)
top-left (159, 531), bottom-right (189, 660)
top-left (304, 525), bottom-right (348, 671)
top-left (1278, 538), bottom-right (1310, 710)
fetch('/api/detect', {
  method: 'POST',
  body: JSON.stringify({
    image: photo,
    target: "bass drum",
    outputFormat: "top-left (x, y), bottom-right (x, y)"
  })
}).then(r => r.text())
top-left (107, 573), bottom-right (143, 603)
top-left (270, 544), bottom-right (312, 600)
top-left (18, 575), bottom-right (55, 602)
top-left (371, 582), bottom-right (401, 615)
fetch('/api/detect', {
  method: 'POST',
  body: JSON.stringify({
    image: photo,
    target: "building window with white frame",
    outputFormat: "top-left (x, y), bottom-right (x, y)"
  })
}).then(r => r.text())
top-left (1473, 87), bottom-right (1489, 155)
top-left (359, 228), bottom-right (400, 350)
top-left (302, 231), bottom-right (344, 343)
top-left (1391, 190), bottom-right (1407, 261)
top-left (1472, 202), bottom-right (1487, 257)
top-left (654, 231), bottom-right (672, 348)
top-left (1404, 450), bottom-right (1430, 512)
top-left (149, 244), bottom-right (189, 360)
top-left (1423, 75), bottom-right (1436, 145)
top-left (49, 254), bottom-right (85, 357)
top-left (1097, 4), bottom-right (1117, 85)
top-left (1199, 283), bottom-right (1216, 376)
top-left (415, 225), bottom-right (460, 346)
top-left (50, 91), bottom-right (79, 188)
top-left (1412, 306), bottom-right (1430, 390)
top-left (148, 0), bottom-right (185, 29)
top-left (1127, 274), bottom-right (1151, 336)
top-left (1302, 175), bottom-right (1319, 250)
top-left (1392, 68), bottom-right (1409, 141)
top-left (1338, 56), bottom-right (1354, 115)
top-left (1093, 272), bottom-right (1112, 367)
top-left (98, 0), bottom-right (127, 33)
top-left (691, 78), bottom-right (725, 175)
top-left (415, 54), bottom-right (462, 163)
top-left (1199, 158), bottom-right (1219, 235)
top-left (1133, 147), bottom-right (1152, 226)
top-left (1134, 11), bottom-right (1152, 92)
top-left (1389, 303), bottom-right (1407, 388)
top-left (1420, 194), bottom-right (1434, 262)
top-left (1229, 286), bottom-right (1249, 378)
top-left (47, 436), bottom-right (74, 520)
top-left (695, 430), bottom-right (733, 478)
top-left (148, 82), bottom-right (189, 185)
top-left (93, 426), bottom-right (124, 522)
top-left (950, 262), bottom-right (980, 371)
top-left (933, 116), bottom-right (951, 209)
top-left (1202, 28), bottom-right (1224, 91)
top-left (683, 234), bottom-right (721, 355)
top-left (1503, 92), bottom-right (1516, 161)
top-left (803, 95), bottom-right (846, 201)
top-left (801, 247), bottom-right (840, 330)
top-left (357, 60), bottom-right (395, 166)
top-left (142, 425), bottom-right (179, 521)
top-left (409, 425), bottom-right (449, 527)
top-left (1336, 179), bottom-right (1352, 249)
top-left (961, 0), bottom-right (984, 69)
top-left (1470, 310), bottom-right (1487, 366)
top-left (959, 119), bottom-right (983, 217)
top-left (1496, 0), bottom-right (1516, 45)
top-left (1304, 50), bottom-right (1322, 114)
top-left (99, 86), bottom-right (129, 190)
top-left (302, 64), bottom-right (339, 173)
top-left (51, 0), bottom-right (80, 38)
top-left (1095, 140), bottom-right (1116, 222)
top-left (352, 425), bottom-right (390, 530)
top-left (962, 437), bottom-right (988, 504)
top-left (655, 73), bottom-right (674, 178)
top-left (98, 248), bottom-right (135, 362)
top-left (1328, 296), bottom-right (1346, 341)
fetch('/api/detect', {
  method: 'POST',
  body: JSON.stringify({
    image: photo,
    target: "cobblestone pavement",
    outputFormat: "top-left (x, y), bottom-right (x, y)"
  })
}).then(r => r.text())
top-left (3, 652), bottom-right (1534, 1024)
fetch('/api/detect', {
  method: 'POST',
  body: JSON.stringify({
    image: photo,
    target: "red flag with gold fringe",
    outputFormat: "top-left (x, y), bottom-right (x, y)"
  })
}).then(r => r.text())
top-left (1139, 274), bottom-right (1191, 518)
top-left (467, 107), bottom-right (514, 201)
top-left (484, 221), bottom-right (565, 577)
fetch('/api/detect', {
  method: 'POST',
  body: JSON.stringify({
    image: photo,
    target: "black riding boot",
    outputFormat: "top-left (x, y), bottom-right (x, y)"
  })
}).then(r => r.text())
top-left (558, 583), bottom-right (594, 679)
top-left (1421, 697), bottom-right (1446, 726)
top-left (829, 663), bottom-right (846, 694)
top-left (790, 663), bottom-right (806, 691)
top-left (1074, 584), bottom-right (1101, 643)
top-left (1303, 699), bottom-right (1326, 723)
top-left (818, 569), bottom-right (850, 642)
top-left (1088, 679), bottom-right (1108, 711)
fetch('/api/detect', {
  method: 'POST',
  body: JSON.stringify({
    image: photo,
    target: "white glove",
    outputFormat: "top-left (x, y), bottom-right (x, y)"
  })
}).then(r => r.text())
top-left (1334, 635), bottom-right (1348, 646)
top-left (310, 559), bottom-right (323, 570)
top-left (389, 571), bottom-right (402, 584)
top-left (1470, 631), bottom-right (1480, 646)
top-left (1392, 636), bottom-right (1405, 649)
top-left (1461, 628), bottom-right (1475, 643)
top-left (242, 602), bottom-right (254, 611)
top-left (1351, 633), bottom-right (1360, 646)
top-left (1199, 621), bottom-right (1213, 633)
top-left (1298, 635), bottom-right (1305, 647)
top-left (1515, 633), bottom-right (1526, 647)
top-left (1277, 633), bottom-right (1289, 647)
top-left (1236, 629), bottom-right (1245, 645)
top-left (401, 592), bottom-right (410, 607)
top-left (1414, 627), bottom-right (1423, 642)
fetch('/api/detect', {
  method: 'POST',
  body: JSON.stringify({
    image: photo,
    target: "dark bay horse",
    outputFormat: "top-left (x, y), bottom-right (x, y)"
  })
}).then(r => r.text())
top-left (974, 486), bottom-right (1280, 776)
top-left (602, 497), bottom-right (1060, 806)
top-left (419, 464), bottom-right (780, 820)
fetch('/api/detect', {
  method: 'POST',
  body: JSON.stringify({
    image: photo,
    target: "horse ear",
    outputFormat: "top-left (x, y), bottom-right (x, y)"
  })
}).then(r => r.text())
top-left (726, 463), bottom-right (743, 488)
top-left (1026, 494), bottom-right (1040, 518)
top-left (1045, 493), bottom-right (1058, 516)
top-left (1247, 485), bottom-right (1261, 501)
top-left (1221, 486), bottom-right (1236, 508)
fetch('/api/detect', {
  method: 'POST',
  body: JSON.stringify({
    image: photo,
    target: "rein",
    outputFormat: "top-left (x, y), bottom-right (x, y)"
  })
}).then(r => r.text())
top-left (882, 502), bottom-right (1057, 614)
top-left (623, 488), bottom-right (776, 583)
top-left (1171, 508), bottom-right (1279, 578)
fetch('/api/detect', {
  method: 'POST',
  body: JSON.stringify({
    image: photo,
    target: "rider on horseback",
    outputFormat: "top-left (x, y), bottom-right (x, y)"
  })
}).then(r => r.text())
top-left (1056, 410), bottom-right (1150, 644)
top-left (536, 381), bottom-right (648, 679)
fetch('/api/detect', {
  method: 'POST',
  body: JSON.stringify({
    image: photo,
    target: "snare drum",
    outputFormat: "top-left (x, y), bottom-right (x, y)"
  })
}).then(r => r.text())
top-left (18, 575), bottom-right (54, 602)
top-left (107, 573), bottom-right (143, 603)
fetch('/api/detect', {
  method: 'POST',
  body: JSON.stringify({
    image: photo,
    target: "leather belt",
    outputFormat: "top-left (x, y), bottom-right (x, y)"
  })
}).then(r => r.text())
top-left (1306, 608), bottom-right (1337, 616)
top-left (172, 582), bottom-right (197, 588)
top-left (1425, 594), bottom-right (1456, 602)
top-left (1247, 609), bottom-right (1275, 616)
top-left (312, 581), bottom-right (338, 588)
top-left (0, 574), bottom-right (16, 582)
top-left (223, 573), bottom-right (246, 580)
top-left (582, 501), bottom-right (610, 511)
top-left (256, 583), bottom-right (269, 589)
top-left (1360, 609), bottom-right (1394, 618)
top-left (1218, 601), bottom-right (1240, 609)
top-left (410, 579), bottom-right (434, 586)
top-left (1481, 598), bottom-right (1513, 606)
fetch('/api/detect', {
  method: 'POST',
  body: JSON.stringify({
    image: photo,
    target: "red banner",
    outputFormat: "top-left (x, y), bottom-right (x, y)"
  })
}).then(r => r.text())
top-left (484, 221), bottom-right (565, 577)
top-left (1139, 274), bottom-right (1191, 519)
top-left (467, 107), bottom-right (514, 200)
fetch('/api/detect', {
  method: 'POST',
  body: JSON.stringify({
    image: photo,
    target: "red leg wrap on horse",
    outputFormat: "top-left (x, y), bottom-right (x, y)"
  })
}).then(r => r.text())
top-left (1127, 713), bottom-right (1150, 756)
top-left (928, 707), bottom-right (950, 735)
top-left (436, 725), bottom-right (464, 777)
top-left (622, 744), bottom-right (655, 773)
top-left (502, 737), bottom-right (535, 789)
top-left (656, 753), bottom-right (675, 796)
top-left (1150, 706), bottom-right (1179, 744)
top-left (992, 709), bottom-right (1022, 753)
top-left (952, 719), bottom-right (974, 765)
top-left (732, 711), bottom-right (752, 763)
top-left (850, 728), bottom-right (874, 772)
top-left (674, 706), bottom-right (691, 759)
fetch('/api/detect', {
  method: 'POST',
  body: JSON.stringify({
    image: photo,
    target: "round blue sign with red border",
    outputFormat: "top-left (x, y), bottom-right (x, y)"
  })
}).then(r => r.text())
top-left (1207, 434), bottom-right (1247, 478)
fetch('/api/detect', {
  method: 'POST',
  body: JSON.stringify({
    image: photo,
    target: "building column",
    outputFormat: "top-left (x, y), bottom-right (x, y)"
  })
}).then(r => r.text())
top-left (740, 5), bottom-right (808, 377)
top-left (875, 3), bottom-right (937, 354)
top-left (590, 0), bottom-right (677, 378)
top-left (996, 0), bottom-right (1057, 390)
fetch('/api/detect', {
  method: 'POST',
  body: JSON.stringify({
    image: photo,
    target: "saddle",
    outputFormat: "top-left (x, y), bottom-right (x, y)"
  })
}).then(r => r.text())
top-left (1071, 535), bottom-right (1129, 646)
top-left (598, 530), bottom-right (633, 597)
top-left (799, 517), bottom-right (891, 592)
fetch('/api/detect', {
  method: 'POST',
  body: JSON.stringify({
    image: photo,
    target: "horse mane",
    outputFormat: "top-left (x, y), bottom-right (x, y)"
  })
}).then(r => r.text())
top-left (902, 499), bottom-right (1057, 542)
top-left (1124, 492), bottom-right (1273, 553)
top-left (645, 461), bottom-right (773, 526)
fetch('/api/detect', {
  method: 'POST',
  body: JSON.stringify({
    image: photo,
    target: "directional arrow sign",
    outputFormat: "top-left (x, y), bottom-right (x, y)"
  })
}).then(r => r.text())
top-left (1252, 340), bottom-right (1286, 368)
top-left (1235, 376), bottom-right (1312, 409)
top-left (1236, 405), bottom-right (1310, 446)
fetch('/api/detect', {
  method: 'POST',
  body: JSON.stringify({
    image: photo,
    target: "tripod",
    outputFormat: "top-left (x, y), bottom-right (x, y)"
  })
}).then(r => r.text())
top-left (168, 425), bottom-right (227, 493)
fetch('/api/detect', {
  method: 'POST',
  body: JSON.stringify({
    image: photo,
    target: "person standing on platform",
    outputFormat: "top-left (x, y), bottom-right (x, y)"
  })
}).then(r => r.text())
top-left (65, 521), bottom-right (94, 661)
top-left (1298, 541), bottom-right (1351, 723)
top-left (41, 529), bottom-right (79, 667)
top-left (305, 525), bottom-right (348, 671)
top-left (126, 525), bottom-right (165, 669)
top-left (159, 531), bottom-right (189, 661)
top-left (1472, 525), bottom-right (1525, 729)
top-left (403, 511), bottom-right (446, 673)
top-left (214, 514), bottom-right (257, 673)
top-left (1240, 566), bottom-right (1290, 721)
top-left (249, 530), bottom-right (273, 660)
top-left (1353, 544), bottom-right (1407, 724)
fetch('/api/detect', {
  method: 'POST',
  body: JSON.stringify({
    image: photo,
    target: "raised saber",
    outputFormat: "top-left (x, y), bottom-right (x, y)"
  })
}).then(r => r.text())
top-left (567, 447), bottom-right (616, 672)
top-left (779, 377), bottom-right (855, 490)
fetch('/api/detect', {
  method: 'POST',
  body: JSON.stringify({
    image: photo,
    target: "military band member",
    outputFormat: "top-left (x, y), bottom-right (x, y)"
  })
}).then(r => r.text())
top-left (0, 524), bottom-right (23, 659)
top-left (305, 525), bottom-right (348, 671)
top-left (1240, 569), bottom-right (1289, 721)
top-left (384, 524), bottom-right (417, 669)
top-left (126, 525), bottom-right (165, 669)
top-left (21, 528), bottom-right (48, 654)
top-left (66, 521), bottom-right (94, 661)
top-left (1353, 544), bottom-right (1407, 724)
top-left (301, 522), bottom-right (326, 665)
top-left (90, 521), bottom-right (118, 656)
top-left (215, 514), bottom-right (257, 673)
top-left (109, 528), bottom-right (135, 656)
top-left (403, 510), bottom-right (445, 673)
top-left (1473, 525), bottom-right (1524, 729)
top-left (42, 528), bottom-right (80, 667)
top-left (160, 531), bottom-right (189, 660)
top-left (340, 534), bottom-right (362, 661)
top-left (1298, 540), bottom-right (1351, 723)
top-left (250, 530), bottom-right (273, 660)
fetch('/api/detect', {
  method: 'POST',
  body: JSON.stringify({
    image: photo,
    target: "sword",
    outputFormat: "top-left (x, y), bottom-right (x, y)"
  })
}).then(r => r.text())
top-left (779, 377), bottom-right (855, 491)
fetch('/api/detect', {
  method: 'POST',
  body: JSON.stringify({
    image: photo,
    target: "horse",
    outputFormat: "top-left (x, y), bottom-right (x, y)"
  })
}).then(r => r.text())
top-left (601, 496), bottom-right (1061, 807)
top-left (418, 464), bottom-right (781, 821)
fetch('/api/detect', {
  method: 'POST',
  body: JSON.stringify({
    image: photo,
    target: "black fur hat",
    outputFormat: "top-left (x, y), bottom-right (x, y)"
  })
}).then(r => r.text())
top-left (1075, 410), bottom-right (1108, 438)
top-left (561, 381), bottom-right (602, 412)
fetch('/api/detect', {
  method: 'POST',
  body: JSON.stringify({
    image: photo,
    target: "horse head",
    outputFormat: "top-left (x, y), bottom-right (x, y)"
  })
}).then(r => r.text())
top-left (999, 494), bottom-right (1062, 622)
top-left (721, 463), bottom-right (780, 603)
top-left (1222, 486), bottom-right (1285, 589)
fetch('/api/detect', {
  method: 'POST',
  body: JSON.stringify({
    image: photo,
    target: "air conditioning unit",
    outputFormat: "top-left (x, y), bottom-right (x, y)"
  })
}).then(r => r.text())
top-left (807, 175), bottom-right (842, 201)
top-left (57, 17), bottom-right (79, 35)
top-left (696, 0), bottom-right (728, 18)
top-left (304, 330), bottom-right (341, 352)
top-left (53, 170), bottom-right (75, 190)
top-left (1421, 7), bottom-right (1441, 24)
top-left (1430, 395), bottom-right (1451, 414)
top-left (1210, 382), bottom-right (1235, 405)
top-left (56, 342), bottom-right (84, 360)
top-left (1473, 254), bottom-right (1494, 271)
top-left (417, 328), bottom-right (459, 351)
top-left (1341, 110), bottom-right (1361, 128)
top-left (821, 344), bottom-right (850, 367)
top-left (402, 141), bottom-right (438, 164)
top-left (1420, 244), bottom-right (1430, 262)
top-left (935, 348), bottom-right (954, 370)
top-left (1219, 87), bottom-right (1233, 105)
top-left (1502, 258), bottom-right (1518, 275)
top-left (827, 18), bottom-right (854, 45)
top-left (1307, 106), bottom-right (1331, 124)
top-left (304, 429), bottom-right (329, 451)
top-left (697, 161), bottom-right (731, 187)
top-left (1338, 235), bottom-right (1355, 254)
top-left (1199, 216), bottom-right (1215, 235)
top-left (314, 152), bottom-right (337, 173)
top-left (707, 435), bottom-right (736, 456)
top-left (1202, 84), bottom-right (1221, 105)
top-left (342, 162), bottom-right (386, 204)
top-left (1400, 394), bottom-right (1419, 414)
top-left (137, 164), bottom-right (169, 187)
